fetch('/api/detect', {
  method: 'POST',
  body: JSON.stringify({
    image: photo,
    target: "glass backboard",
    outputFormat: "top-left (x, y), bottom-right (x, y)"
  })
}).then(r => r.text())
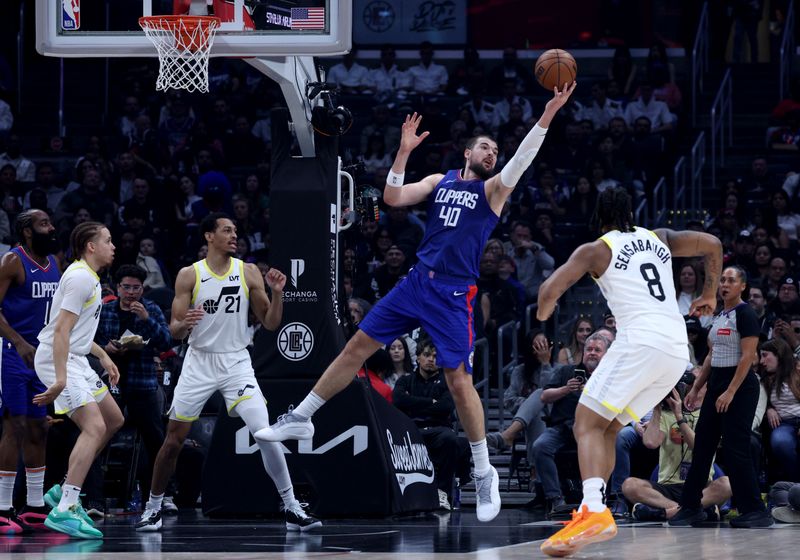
top-left (37, 0), bottom-right (352, 57)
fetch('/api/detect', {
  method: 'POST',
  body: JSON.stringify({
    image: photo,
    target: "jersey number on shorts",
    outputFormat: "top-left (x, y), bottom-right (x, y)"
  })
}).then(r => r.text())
top-left (639, 263), bottom-right (666, 301)
top-left (439, 206), bottom-right (461, 227)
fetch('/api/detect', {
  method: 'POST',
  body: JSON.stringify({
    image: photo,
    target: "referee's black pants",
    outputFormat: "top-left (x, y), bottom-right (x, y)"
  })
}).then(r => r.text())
top-left (679, 366), bottom-right (765, 514)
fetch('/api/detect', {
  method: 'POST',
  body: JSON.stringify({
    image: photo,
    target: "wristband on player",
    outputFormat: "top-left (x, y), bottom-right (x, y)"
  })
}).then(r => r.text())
top-left (386, 170), bottom-right (405, 188)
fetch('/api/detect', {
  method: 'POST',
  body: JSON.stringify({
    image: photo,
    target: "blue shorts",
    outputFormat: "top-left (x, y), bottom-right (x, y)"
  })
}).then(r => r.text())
top-left (358, 267), bottom-right (478, 373)
top-left (1, 341), bottom-right (47, 418)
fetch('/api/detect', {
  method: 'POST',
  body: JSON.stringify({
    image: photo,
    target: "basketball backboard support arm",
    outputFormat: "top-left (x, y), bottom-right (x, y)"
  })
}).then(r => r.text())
top-left (246, 56), bottom-right (318, 157)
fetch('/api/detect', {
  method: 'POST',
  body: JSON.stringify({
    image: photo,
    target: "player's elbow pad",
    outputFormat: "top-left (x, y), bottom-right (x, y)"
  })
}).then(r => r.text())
top-left (500, 124), bottom-right (548, 188)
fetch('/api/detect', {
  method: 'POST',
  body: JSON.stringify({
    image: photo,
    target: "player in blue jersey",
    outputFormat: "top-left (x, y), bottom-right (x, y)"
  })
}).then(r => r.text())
top-left (0, 210), bottom-right (62, 532)
top-left (257, 82), bottom-right (577, 521)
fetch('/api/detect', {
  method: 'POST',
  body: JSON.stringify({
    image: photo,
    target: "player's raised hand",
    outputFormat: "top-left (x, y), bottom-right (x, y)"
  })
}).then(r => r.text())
top-left (399, 112), bottom-right (430, 153)
top-left (545, 80), bottom-right (578, 112)
top-left (266, 268), bottom-right (287, 292)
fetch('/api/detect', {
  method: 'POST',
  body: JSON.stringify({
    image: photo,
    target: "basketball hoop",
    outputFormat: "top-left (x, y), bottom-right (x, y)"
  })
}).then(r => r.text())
top-left (139, 15), bottom-right (221, 93)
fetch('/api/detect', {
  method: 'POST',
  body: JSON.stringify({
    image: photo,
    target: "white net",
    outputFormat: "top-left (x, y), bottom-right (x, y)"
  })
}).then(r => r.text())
top-left (139, 16), bottom-right (221, 93)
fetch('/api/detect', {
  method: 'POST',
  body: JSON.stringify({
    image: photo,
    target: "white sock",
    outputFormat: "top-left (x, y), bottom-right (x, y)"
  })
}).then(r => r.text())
top-left (580, 477), bottom-right (607, 513)
top-left (58, 484), bottom-right (81, 512)
top-left (469, 439), bottom-right (491, 476)
top-left (278, 486), bottom-right (296, 509)
top-left (0, 471), bottom-right (16, 510)
top-left (293, 391), bottom-right (325, 419)
top-left (147, 492), bottom-right (164, 511)
top-left (26, 467), bottom-right (45, 507)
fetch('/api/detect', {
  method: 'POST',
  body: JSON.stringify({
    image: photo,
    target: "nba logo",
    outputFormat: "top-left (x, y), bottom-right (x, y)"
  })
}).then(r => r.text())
top-left (62, 0), bottom-right (80, 30)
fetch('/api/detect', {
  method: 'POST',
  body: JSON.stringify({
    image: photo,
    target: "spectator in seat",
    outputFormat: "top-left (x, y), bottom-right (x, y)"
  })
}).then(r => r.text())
top-left (768, 276), bottom-right (800, 318)
top-left (533, 332), bottom-right (611, 516)
top-left (386, 337), bottom-right (414, 390)
top-left (771, 189), bottom-right (800, 241)
top-left (497, 254), bottom-right (526, 316)
top-left (447, 46), bottom-right (486, 97)
top-left (764, 257), bottom-right (788, 300)
top-left (488, 47), bottom-right (534, 95)
top-left (751, 243), bottom-right (773, 285)
top-left (0, 134), bottom-right (35, 183)
top-left (364, 45), bottom-right (409, 103)
top-left (136, 238), bottom-right (167, 291)
top-left (461, 89), bottom-right (500, 133)
top-left (623, 373), bottom-right (732, 522)
top-left (760, 338), bottom-right (800, 482)
top-left (327, 49), bottom-right (369, 95)
top-left (368, 245), bottom-right (409, 301)
top-left (359, 105), bottom-right (401, 157)
top-left (575, 81), bottom-right (623, 130)
top-left (348, 297), bottom-right (372, 327)
top-left (393, 340), bottom-right (470, 511)
top-left (477, 251), bottom-right (520, 334)
top-left (503, 221), bottom-right (555, 302)
top-left (496, 79), bottom-right (533, 125)
top-left (558, 317), bottom-right (595, 366)
top-left (407, 42), bottom-right (449, 95)
top-left (607, 46), bottom-right (637, 97)
top-left (486, 330), bottom-right (554, 459)
top-left (675, 262), bottom-right (707, 324)
top-left (748, 285), bottom-right (775, 341)
top-left (624, 84), bottom-right (673, 133)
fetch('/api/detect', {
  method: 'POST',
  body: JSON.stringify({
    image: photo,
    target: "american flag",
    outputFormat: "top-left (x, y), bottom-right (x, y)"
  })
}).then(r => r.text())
top-left (291, 7), bottom-right (325, 30)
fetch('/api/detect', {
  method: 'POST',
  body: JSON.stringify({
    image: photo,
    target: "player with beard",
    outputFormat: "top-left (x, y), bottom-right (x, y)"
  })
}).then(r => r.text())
top-left (256, 83), bottom-right (577, 523)
top-left (0, 210), bottom-right (61, 532)
top-left (136, 213), bottom-right (320, 533)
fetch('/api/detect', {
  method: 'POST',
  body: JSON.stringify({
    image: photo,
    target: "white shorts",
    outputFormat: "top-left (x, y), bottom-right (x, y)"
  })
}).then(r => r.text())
top-left (580, 340), bottom-right (688, 425)
top-left (34, 344), bottom-right (108, 416)
top-left (169, 347), bottom-right (264, 422)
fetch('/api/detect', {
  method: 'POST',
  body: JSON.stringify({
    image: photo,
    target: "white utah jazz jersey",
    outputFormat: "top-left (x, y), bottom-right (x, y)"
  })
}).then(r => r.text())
top-left (595, 227), bottom-right (688, 359)
top-left (189, 258), bottom-right (251, 352)
top-left (38, 260), bottom-right (102, 356)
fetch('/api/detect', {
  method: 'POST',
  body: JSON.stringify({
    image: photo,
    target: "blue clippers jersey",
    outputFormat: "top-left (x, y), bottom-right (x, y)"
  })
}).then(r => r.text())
top-left (416, 169), bottom-right (499, 280)
top-left (3, 247), bottom-right (60, 346)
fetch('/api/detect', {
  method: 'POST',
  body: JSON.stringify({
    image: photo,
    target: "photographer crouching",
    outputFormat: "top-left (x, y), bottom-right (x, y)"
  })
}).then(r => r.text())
top-left (622, 368), bottom-right (732, 521)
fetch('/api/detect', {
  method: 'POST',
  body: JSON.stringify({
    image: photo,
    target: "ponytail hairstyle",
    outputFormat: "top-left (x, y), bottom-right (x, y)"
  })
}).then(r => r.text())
top-left (70, 221), bottom-right (105, 260)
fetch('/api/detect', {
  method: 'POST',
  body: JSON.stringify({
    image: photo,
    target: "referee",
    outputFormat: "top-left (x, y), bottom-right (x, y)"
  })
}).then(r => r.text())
top-left (669, 266), bottom-right (772, 527)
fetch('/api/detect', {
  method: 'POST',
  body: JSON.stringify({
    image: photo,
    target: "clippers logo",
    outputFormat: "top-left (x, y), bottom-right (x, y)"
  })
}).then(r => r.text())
top-left (277, 322), bottom-right (314, 361)
top-left (62, 0), bottom-right (80, 30)
top-left (290, 259), bottom-right (305, 289)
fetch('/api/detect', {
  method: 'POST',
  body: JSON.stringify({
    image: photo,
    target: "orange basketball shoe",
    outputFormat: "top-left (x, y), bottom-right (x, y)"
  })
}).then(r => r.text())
top-left (540, 505), bottom-right (617, 557)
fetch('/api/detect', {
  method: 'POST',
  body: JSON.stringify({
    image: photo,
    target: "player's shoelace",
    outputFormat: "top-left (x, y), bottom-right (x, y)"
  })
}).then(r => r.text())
top-left (559, 506), bottom-right (590, 528)
top-left (473, 470), bottom-right (494, 504)
top-left (275, 406), bottom-right (305, 426)
top-left (283, 501), bottom-right (310, 518)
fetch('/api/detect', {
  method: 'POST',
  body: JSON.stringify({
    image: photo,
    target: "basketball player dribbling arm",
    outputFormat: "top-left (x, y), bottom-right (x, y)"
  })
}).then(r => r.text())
top-left (383, 82), bottom-right (577, 212)
top-left (537, 229), bottom-right (722, 321)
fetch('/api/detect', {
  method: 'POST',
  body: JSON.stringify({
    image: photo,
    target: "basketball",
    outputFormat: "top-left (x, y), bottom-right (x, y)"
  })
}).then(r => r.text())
top-left (535, 49), bottom-right (577, 91)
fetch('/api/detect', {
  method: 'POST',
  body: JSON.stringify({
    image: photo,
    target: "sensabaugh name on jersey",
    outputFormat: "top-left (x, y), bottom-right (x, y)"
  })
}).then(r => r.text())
top-left (614, 237), bottom-right (671, 270)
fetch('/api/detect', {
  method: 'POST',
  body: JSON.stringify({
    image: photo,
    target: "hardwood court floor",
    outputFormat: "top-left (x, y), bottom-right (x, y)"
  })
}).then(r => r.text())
top-left (2, 508), bottom-right (797, 559)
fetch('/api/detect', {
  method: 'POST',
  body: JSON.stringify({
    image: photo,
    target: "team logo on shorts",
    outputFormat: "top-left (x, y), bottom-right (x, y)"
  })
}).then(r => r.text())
top-left (277, 322), bottom-right (314, 361)
top-left (237, 384), bottom-right (255, 397)
top-left (468, 350), bottom-right (474, 368)
top-left (96, 380), bottom-right (103, 389)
